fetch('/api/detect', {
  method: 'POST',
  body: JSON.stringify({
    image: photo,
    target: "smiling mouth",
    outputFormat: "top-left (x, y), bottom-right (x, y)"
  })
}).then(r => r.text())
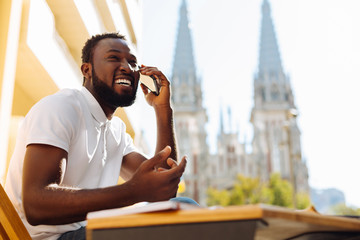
top-left (115, 79), bottom-right (132, 86)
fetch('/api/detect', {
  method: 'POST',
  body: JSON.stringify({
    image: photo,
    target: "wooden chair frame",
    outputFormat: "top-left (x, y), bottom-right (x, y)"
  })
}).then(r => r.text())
top-left (0, 184), bottom-right (31, 240)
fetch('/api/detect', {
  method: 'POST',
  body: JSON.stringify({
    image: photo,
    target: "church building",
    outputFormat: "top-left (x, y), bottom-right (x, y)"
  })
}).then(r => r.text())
top-left (250, 0), bottom-right (309, 194)
top-left (170, 0), bottom-right (210, 206)
top-left (171, 0), bottom-right (309, 206)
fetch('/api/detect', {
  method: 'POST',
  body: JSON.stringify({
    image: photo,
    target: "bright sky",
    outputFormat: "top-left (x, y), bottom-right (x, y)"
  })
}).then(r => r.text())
top-left (141, 0), bottom-right (360, 208)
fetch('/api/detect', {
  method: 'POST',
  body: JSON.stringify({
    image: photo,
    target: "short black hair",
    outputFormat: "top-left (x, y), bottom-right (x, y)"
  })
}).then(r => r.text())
top-left (81, 32), bottom-right (126, 64)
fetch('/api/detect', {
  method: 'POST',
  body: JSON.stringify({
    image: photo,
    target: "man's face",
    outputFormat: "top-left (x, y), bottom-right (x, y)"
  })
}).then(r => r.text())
top-left (89, 38), bottom-right (140, 108)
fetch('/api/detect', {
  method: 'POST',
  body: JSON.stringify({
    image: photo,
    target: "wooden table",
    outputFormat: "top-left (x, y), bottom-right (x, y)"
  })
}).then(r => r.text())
top-left (86, 204), bottom-right (360, 240)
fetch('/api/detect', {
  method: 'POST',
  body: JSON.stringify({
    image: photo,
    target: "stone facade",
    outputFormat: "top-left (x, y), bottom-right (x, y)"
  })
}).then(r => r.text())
top-left (171, 0), bottom-right (210, 206)
top-left (249, 0), bottom-right (309, 194)
top-left (171, 0), bottom-right (309, 206)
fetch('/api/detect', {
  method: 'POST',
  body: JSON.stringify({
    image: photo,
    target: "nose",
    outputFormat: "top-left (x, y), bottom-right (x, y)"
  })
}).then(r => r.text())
top-left (119, 59), bottom-right (132, 73)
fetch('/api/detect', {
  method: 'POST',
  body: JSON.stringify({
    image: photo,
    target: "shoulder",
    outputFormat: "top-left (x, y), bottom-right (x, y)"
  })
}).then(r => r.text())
top-left (24, 88), bottom-right (85, 132)
top-left (30, 88), bottom-right (83, 117)
top-left (38, 88), bottom-right (82, 107)
top-left (22, 89), bottom-right (86, 147)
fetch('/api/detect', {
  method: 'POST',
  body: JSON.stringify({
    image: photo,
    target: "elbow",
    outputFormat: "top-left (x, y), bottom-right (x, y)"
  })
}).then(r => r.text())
top-left (23, 202), bottom-right (43, 226)
top-left (23, 195), bottom-right (49, 226)
top-left (26, 216), bottom-right (41, 226)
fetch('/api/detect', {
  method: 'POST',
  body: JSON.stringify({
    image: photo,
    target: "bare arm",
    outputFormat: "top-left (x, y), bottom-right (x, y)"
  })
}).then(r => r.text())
top-left (22, 144), bottom-right (185, 226)
top-left (140, 66), bottom-right (178, 165)
top-left (120, 151), bottom-right (147, 181)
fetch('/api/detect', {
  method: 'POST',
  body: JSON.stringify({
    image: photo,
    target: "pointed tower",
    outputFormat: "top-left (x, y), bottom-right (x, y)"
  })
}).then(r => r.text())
top-left (210, 105), bottom-right (247, 189)
top-left (171, 0), bottom-right (209, 206)
top-left (250, 0), bottom-right (309, 195)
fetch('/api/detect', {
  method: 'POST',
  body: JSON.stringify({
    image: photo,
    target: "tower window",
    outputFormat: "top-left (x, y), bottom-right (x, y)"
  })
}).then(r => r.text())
top-left (271, 85), bottom-right (280, 101)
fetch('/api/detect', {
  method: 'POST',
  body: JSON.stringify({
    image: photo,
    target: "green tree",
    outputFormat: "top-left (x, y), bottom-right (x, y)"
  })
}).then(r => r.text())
top-left (230, 175), bottom-right (272, 205)
top-left (329, 203), bottom-right (360, 216)
top-left (296, 192), bottom-right (311, 210)
top-left (206, 173), bottom-right (309, 209)
top-left (268, 173), bottom-right (293, 208)
top-left (207, 187), bottom-right (231, 206)
top-left (228, 183), bottom-right (245, 205)
top-left (207, 175), bottom-right (272, 207)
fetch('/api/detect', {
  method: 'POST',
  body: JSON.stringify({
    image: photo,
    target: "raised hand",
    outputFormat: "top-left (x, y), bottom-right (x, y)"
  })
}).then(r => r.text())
top-left (139, 65), bottom-right (171, 109)
top-left (127, 146), bottom-right (186, 202)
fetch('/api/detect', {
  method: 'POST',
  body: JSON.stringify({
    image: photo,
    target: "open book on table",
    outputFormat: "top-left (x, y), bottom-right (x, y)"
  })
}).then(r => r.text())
top-left (87, 200), bottom-right (200, 220)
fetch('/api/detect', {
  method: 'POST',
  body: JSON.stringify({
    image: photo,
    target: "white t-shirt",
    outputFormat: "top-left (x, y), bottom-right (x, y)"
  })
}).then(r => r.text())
top-left (5, 87), bottom-right (137, 240)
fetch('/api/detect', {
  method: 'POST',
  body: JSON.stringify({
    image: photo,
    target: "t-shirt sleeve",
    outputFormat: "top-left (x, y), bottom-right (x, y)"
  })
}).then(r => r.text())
top-left (122, 131), bottom-right (137, 156)
top-left (24, 94), bottom-right (80, 152)
top-left (111, 117), bottom-right (138, 156)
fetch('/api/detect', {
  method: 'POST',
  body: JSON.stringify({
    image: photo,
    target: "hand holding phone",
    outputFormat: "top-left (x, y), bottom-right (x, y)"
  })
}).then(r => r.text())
top-left (140, 73), bottom-right (159, 96)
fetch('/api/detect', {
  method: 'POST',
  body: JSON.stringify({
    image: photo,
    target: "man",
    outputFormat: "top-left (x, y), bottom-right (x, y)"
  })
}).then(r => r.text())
top-left (5, 32), bottom-right (187, 239)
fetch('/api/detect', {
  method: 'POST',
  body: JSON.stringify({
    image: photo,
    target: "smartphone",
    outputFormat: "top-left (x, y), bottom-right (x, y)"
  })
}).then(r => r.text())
top-left (140, 73), bottom-right (159, 95)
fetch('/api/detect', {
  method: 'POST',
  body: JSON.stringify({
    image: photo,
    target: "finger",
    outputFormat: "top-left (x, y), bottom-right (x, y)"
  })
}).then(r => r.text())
top-left (162, 156), bottom-right (187, 179)
top-left (140, 83), bottom-right (148, 95)
top-left (157, 167), bottom-right (167, 172)
top-left (156, 158), bottom-right (176, 172)
top-left (143, 146), bottom-right (171, 170)
top-left (140, 68), bottom-right (168, 85)
top-left (167, 158), bottom-right (178, 169)
top-left (139, 65), bottom-right (157, 73)
top-left (139, 68), bottom-right (156, 76)
top-left (153, 74), bottom-right (169, 89)
top-left (176, 156), bottom-right (187, 173)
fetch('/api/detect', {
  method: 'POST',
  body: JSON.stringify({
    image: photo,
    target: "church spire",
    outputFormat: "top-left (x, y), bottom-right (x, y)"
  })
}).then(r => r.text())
top-left (172, 0), bottom-right (196, 78)
top-left (250, 0), bottom-right (308, 195)
top-left (219, 104), bottom-right (224, 134)
top-left (170, 1), bottom-right (209, 206)
top-left (171, 0), bottom-right (203, 110)
top-left (254, 0), bottom-right (294, 107)
top-left (258, 0), bottom-right (283, 75)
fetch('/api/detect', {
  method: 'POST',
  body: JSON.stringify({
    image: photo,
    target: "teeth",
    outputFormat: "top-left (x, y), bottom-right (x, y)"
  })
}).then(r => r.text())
top-left (115, 79), bottom-right (131, 86)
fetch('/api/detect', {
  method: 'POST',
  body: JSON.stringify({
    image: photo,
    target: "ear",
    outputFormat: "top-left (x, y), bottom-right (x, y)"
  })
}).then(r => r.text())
top-left (81, 63), bottom-right (92, 83)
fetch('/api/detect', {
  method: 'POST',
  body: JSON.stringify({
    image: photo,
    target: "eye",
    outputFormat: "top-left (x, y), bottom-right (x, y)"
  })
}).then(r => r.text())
top-left (128, 60), bottom-right (137, 66)
top-left (108, 55), bottom-right (119, 61)
top-left (128, 60), bottom-right (139, 70)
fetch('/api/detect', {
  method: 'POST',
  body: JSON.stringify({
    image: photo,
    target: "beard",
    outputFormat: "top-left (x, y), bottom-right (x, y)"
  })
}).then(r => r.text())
top-left (92, 67), bottom-right (137, 108)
